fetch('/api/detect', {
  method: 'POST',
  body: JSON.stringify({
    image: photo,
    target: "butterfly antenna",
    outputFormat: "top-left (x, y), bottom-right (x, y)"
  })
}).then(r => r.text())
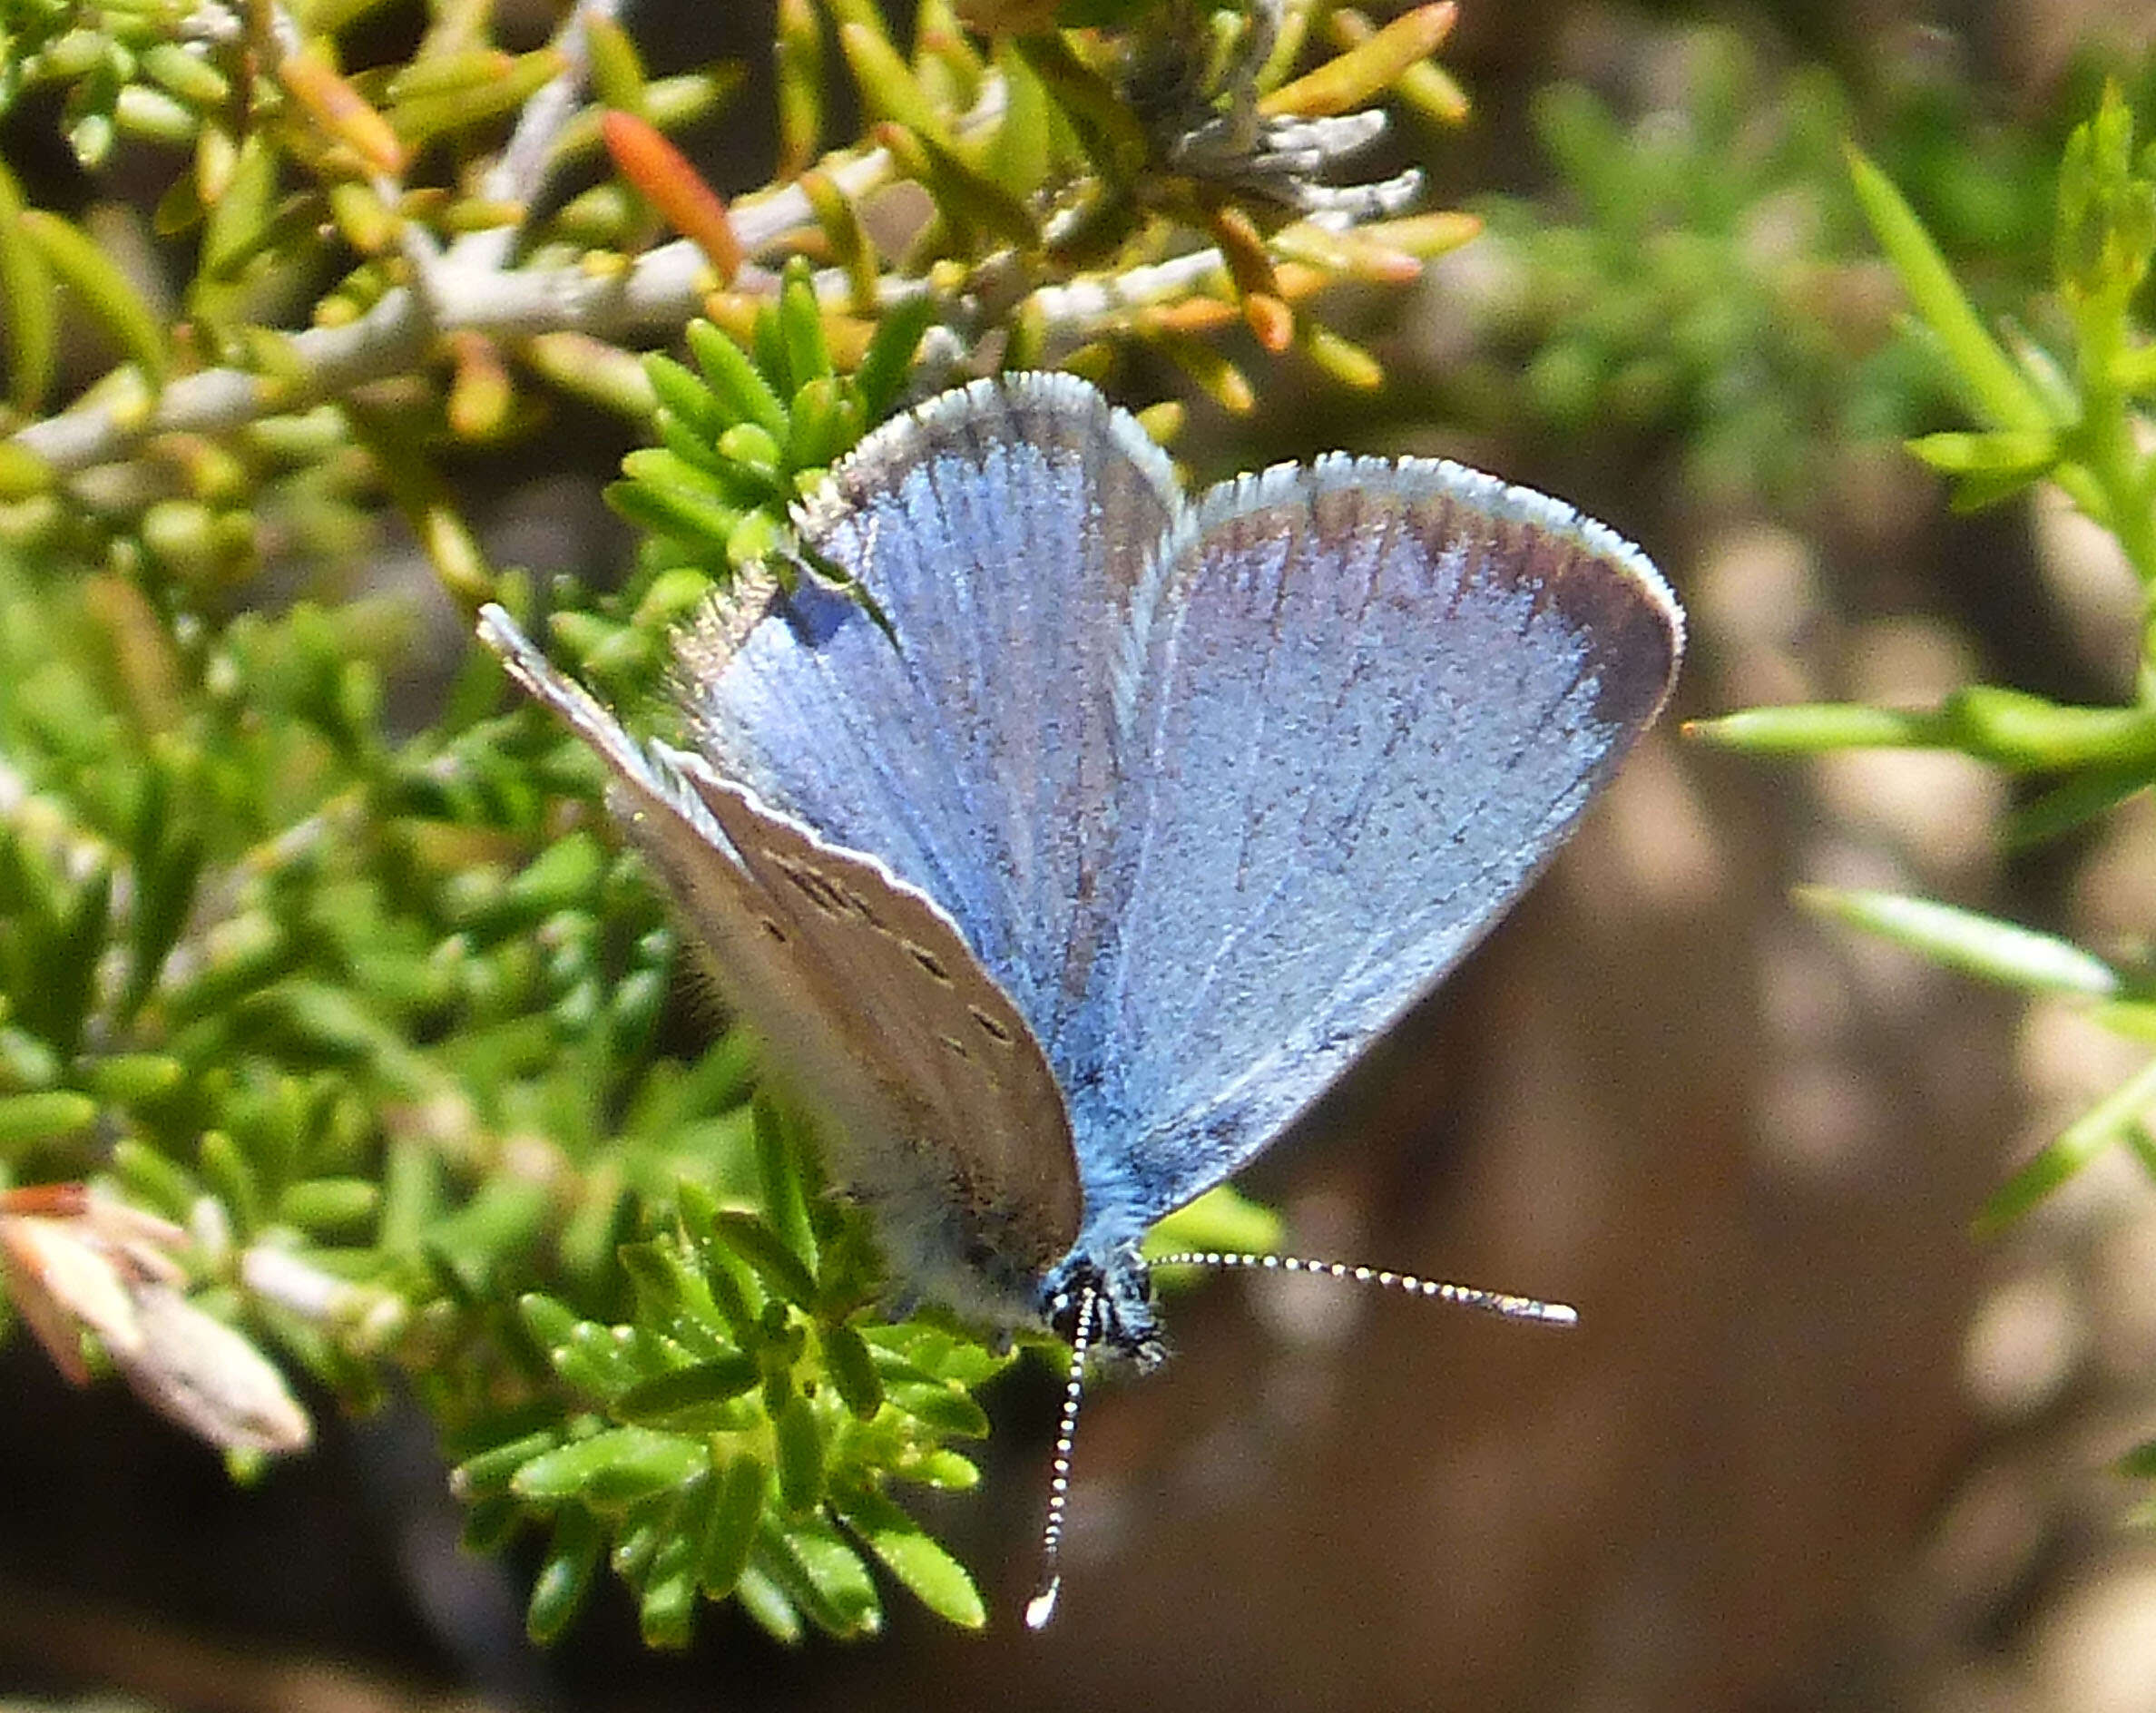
top-left (1144, 1251), bottom-right (1579, 1328)
top-left (1024, 1278), bottom-right (1101, 1631)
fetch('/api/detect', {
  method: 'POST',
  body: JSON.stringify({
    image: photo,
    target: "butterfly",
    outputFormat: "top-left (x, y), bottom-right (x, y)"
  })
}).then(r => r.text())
top-left (478, 370), bottom-right (1681, 1620)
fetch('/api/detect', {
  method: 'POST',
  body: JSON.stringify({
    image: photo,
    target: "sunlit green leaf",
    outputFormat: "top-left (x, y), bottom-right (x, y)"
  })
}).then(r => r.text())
top-left (1795, 888), bottom-right (2122, 998)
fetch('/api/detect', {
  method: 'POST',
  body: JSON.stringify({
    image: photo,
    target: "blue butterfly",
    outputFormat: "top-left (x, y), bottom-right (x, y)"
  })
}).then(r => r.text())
top-left (479, 371), bottom-right (1681, 1620)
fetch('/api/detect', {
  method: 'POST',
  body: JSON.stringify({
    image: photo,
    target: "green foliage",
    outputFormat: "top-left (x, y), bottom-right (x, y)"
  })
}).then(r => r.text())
top-left (463, 1101), bottom-right (1004, 1642)
top-left (581, 264), bottom-right (936, 690)
top-left (1695, 83), bottom-right (2156, 1328)
top-left (0, 514), bottom-right (1017, 1635)
top-left (1467, 28), bottom-right (2062, 501)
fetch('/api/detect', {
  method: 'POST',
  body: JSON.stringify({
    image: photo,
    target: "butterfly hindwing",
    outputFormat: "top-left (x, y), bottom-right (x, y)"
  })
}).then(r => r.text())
top-left (1065, 458), bottom-right (1683, 1238)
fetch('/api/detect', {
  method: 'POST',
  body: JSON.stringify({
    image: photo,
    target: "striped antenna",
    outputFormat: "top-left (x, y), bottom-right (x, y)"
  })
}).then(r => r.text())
top-left (1145, 1251), bottom-right (1579, 1327)
top-left (1024, 1277), bottom-right (1101, 1631)
top-left (1024, 1253), bottom-right (1573, 1629)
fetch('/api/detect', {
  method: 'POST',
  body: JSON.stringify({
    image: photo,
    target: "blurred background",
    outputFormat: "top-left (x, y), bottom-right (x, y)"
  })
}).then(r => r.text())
top-left (10, 0), bottom-right (2156, 1708)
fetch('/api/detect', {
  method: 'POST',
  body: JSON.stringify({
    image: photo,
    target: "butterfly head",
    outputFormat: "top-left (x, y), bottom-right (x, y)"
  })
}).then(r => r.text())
top-left (1043, 1243), bottom-right (1168, 1372)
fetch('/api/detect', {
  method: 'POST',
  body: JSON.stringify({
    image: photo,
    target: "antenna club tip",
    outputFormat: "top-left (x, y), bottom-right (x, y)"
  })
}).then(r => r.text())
top-left (1024, 1580), bottom-right (1062, 1631)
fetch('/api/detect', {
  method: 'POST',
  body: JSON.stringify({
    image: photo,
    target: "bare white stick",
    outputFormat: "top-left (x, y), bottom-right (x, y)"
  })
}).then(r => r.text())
top-left (10, 54), bottom-right (1419, 478)
top-left (449, 0), bottom-right (625, 273)
top-left (10, 83), bottom-right (995, 475)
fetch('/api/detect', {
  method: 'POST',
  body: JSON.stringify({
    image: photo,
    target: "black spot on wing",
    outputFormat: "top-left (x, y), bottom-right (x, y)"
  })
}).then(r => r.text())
top-left (909, 943), bottom-right (953, 983)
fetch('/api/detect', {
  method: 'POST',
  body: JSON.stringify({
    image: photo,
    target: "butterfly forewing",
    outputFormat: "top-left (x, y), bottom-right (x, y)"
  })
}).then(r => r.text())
top-left (672, 758), bottom-right (1083, 1308)
top-left (675, 374), bottom-right (1181, 1063)
top-left (476, 608), bottom-right (1083, 1321)
top-left (1068, 459), bottom-right (1682, 1236)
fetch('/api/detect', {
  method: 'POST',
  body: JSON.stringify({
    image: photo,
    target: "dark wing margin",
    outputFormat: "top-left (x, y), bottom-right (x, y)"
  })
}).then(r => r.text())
top-left (1064, 458), bottom-right (1683, 1241)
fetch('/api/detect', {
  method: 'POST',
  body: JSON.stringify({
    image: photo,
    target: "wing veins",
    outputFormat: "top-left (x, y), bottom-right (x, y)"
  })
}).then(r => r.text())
top-left (1144, 494), bottom-right (1414, 1052)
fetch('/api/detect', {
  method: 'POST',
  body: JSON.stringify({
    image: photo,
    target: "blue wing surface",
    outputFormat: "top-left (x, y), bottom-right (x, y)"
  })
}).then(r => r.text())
top-left (1064, 458), bottom-right (1683, 1244)
top-left (673, 374), bottom-right (1180, 1065)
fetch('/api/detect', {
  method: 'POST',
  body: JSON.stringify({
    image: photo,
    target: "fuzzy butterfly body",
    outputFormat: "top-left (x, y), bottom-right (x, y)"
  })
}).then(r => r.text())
top-left (478, 371), bottom-right (1682, 1372)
